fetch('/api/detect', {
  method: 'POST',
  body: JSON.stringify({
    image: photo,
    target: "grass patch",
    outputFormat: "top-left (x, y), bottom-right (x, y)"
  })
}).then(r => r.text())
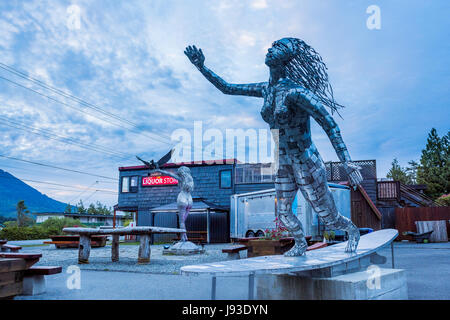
top-left (21, 244), bottom-right (50, 247)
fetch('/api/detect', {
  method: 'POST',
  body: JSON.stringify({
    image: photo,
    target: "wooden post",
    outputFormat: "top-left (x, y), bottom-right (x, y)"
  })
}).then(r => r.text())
top-left (112, 234), bottom-right (120, 262)
top-left (391, 242), bottom-right (395, 268)
top-left (206, 209), bottom-right (210, 244)
top-left (211, 276), bottom-right (216, 300)
top-left (78, 235), bottom-right (91, 264)
top-left (138, 234), bottom-right (151, 264)
top-left (248, 272), bottom-right (255, 300)
top-left (113, 208), bottom-right (116, 229)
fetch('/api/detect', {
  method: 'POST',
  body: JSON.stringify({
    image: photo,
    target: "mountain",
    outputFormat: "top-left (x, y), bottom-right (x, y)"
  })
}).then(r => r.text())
top-left (0, 169), bottom-right (69, 218)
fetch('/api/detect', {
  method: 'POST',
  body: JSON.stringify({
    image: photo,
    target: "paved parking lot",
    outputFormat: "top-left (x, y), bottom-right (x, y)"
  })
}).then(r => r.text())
top-left (14, 241), bottom-right (450, 300)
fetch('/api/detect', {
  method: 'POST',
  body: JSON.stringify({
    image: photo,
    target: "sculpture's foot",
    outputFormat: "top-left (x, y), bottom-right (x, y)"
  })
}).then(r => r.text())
top-left (284, 239), bottom-right (308, 257)
top-left (345, 226), bottom-right (360, 253)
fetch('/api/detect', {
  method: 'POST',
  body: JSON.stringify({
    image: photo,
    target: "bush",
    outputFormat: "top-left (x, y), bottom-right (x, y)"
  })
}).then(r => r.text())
top-left (436, 194), bottom-right (450, 206)
top-left (0, 225), bottom-right (47, 240)
top-left (39, 217), bottom-right (84, 236)
top-left (0, 217), bottom-right (85, 240)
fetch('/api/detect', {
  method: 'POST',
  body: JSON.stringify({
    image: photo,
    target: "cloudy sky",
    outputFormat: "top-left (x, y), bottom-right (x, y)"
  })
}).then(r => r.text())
top-left (0, 0), bottom-right (448, 207)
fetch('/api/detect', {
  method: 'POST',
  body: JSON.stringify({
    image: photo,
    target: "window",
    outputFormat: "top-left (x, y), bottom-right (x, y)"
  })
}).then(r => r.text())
top-left (121, 177), bottom-right (129, 193)
top-left (235, 164), bottom-right (275, 184)
top-left (130, 176), bottom-right (138, 193)
top-left (122, 176), bottom-right (139, 193)
top-left (219, 170), bottom-right (232, 189)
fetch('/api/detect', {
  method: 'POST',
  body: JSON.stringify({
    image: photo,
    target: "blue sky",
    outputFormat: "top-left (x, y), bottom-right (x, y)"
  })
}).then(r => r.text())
top-left (0, 0), bottom-right (449, 207)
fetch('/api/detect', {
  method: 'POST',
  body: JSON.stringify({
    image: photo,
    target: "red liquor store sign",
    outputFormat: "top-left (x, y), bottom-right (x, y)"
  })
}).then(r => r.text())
top-left (142, 175), bottom-right (178, 187)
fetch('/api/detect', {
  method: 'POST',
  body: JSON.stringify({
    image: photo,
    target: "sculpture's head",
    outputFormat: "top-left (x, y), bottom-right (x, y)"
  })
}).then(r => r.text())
top-left (177, 166), bottom-right (192, 181)
top-left (265, 37), bottom-right (344, 115)
top-left (265, 38), bottom-right (298, 67)
top-left (177, 166), bottom-right (194, 190)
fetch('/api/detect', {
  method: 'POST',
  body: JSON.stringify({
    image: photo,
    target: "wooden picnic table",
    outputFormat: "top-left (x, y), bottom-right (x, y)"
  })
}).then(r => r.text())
top-left (63, 226), bottom-right (186, 264)
top-left (0, 252), bottom-right (42, 299)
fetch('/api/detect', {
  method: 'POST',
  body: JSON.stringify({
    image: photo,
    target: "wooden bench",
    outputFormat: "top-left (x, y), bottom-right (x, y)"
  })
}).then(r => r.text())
top-left (223, 241), bottom-right (326, 260)
top-left (0, 253), bottom-right (42, 269)
top-left (24, 266), bottom-right (62, 276)
top-left (306, 242), bottom-right (327, 251)
top-left (22, 266), bottom-right (62, 295)
top-left (44, 235), bottom-right (107, 248)
top-left (222, 245), bottom-right (248, 259)
top-left (173, 231), bottom-right (208, 244)
top-left (1, 244), bottom-right (22, 252)
top-left (235, 236), bottom-right (312, 244)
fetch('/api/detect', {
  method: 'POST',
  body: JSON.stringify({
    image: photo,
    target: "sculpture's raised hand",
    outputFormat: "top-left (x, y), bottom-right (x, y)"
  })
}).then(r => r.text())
top-left (343, 161), bottom-right (363, 190)
top-left (184, 45), bottom-right (205, 69)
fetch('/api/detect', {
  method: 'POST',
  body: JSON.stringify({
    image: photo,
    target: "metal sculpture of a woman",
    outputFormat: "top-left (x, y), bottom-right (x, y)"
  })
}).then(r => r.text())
top-left (148, 166), bottom-right (194, 242)
top-left (185, 38), bottom-right (363, 256)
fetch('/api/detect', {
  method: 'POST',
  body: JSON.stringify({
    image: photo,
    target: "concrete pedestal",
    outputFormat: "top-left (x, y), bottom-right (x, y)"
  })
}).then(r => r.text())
top-left (163, 241), bottom-right (205, 255)
top-left (255, 268), bottom-right (408, 300)
top-left (22, 275), bottom-right (46, 295)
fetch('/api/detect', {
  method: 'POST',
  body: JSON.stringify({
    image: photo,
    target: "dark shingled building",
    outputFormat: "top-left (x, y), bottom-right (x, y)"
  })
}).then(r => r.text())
top-left (116, 158), bottom-right (384, 242)
top-left (117, 159), bottom-right (275, 228)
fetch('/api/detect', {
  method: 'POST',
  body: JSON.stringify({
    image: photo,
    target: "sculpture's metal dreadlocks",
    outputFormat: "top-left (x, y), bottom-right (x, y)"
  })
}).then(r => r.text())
top-left (185, 37), bottom-right (363, 255)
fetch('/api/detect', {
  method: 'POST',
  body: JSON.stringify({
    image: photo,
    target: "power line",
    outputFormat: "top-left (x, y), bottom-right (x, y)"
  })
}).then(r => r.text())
top-left (26, 185), bottom-right (117, 194)
top-left (0, 175), bottom-right (117, 194)
top-left (0, 67), bottom-right (175, 147)
top-left (0, 65), bottom-right (207, 161)
top-left (0, 65), bottom-right (208, 159)
top-left (0, 154), bottom-right (118, 180)
top-left (68, 181), bottom-right (99, 204)
top-left (83, 190), bottom-right (98, 203)
top-left (0, 115), bottom-right (134, 159)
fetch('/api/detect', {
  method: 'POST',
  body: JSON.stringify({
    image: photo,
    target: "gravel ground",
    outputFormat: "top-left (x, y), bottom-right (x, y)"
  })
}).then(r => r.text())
top-left (21, 242), bottom-right (244, 274)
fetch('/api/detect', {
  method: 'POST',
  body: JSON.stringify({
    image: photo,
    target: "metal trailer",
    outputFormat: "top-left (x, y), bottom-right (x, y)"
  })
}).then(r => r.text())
top-left (230, 183), bottom-right (351, 240)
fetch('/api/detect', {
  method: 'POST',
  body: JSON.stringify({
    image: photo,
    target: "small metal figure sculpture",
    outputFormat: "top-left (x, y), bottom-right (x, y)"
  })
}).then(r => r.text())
top-left (185, 38), bottom-right (363, 255)
top-left (138, 153), bottom-right (194, 242)
top-left (148, 166), bottom-right (194, 242)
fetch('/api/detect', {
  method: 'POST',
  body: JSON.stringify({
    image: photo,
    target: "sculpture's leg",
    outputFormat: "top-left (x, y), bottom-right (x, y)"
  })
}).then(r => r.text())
top-left (275, 164), bottom-right (307, 257)
top-left (78, 235), bottom-right (91, 264)
top-left (293, 145), bottom-right (360, 252)
top-left (111, 234), bottom-right (119, 262)
top-left (178, 205), bottom-right (189, 242)
top-left (181, 205), bottom-right (191, 242)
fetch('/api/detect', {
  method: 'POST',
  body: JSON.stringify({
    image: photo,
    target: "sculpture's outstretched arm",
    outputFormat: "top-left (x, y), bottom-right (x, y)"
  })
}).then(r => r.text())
top-left (185, 45), bottom-right (266, 97)
top-left (148, 169), bottom-right (181, 182)
top-left (286, 88), bottom-right (363, 188)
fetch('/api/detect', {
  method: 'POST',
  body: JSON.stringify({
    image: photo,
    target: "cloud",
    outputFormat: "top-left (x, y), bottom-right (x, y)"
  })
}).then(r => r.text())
top-left (0, 0), bottom-right (448, 205)
top-left (251, 0), bottom-right (268, 10)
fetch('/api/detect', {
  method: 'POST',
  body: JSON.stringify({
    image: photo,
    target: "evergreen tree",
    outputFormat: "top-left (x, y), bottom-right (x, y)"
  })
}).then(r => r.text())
top-left (417, 128), bottom-right (450, 199)
top-left (64, 203), bottom-right (72, 213)
top-left (405, 160), bottom-right (419, 184)
top-left (16, 200), bottom-right (34, 227)
top-left (76, 200), bottom-right (87, 214)
top-left (87, 203), bottom-right (96, 215)
top-left (387, 158), bottom-right (413, 184)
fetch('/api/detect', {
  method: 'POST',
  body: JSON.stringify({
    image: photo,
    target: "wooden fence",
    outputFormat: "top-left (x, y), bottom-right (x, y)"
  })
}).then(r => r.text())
top-left (395, 207), bottom-right (450, 241)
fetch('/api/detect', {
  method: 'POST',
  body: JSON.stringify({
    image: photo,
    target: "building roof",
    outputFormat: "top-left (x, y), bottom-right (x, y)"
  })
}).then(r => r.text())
top-left (119, 159), bottom-right (240, 171)
top-left (33, 212), bottom-right (65, 216)
top-left (149, 198), bottom-right (228, 212)
top-left (34, 212), bottom-right (124, 219)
